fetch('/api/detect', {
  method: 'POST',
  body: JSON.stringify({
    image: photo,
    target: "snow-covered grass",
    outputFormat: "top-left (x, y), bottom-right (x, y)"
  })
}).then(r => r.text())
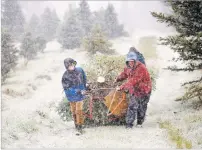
top-left (151, 44), bottom-right (202, 149)
top-left (1, 36), bottom-right (201, 148)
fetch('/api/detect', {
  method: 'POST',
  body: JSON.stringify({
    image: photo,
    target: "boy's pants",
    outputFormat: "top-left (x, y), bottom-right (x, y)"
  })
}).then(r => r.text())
top-left (70, 101), bottom-right (84, 126)
top-left (126, 92), bottom-right (151, 125)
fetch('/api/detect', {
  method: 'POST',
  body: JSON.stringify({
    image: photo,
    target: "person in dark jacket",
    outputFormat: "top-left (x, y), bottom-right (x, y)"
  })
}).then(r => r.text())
top-left (127, 47), bottom-right (146, 65)
top-left (114, 52), bottom-right (152, 128)
top-left (61, 58), bottom-right (87, 135)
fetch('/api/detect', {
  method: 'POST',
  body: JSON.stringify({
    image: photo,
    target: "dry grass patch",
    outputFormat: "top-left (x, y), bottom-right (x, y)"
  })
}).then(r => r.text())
top-left (159, 120), bottom-right (192, 149)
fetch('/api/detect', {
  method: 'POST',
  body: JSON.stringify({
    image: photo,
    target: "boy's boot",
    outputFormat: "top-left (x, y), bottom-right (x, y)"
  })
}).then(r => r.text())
top-left (75, 125), bottom-right (83, 136)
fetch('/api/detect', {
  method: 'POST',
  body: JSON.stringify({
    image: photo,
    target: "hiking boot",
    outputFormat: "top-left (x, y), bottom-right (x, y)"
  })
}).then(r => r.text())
top-left (75, 125), bottom-right (83, 136)
top-left (136, 120), bottom-right (143, 128)
top-left (75, 124), bottom-right (78, 129)
top-left (136, 124), bottom-right (143, 128)
top-left (125, 123), bottom-right (133, 129)
top-left (137, 119), bottom-right (144, 124)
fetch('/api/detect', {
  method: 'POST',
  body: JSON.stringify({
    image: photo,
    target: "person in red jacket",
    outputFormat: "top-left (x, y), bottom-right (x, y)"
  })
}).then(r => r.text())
top-left (115, 51), bottom-right (152, 128)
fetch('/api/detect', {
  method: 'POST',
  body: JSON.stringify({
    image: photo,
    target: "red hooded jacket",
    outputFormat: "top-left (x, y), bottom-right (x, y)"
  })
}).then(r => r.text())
top-left (116, 61), bottom-right (152, 98)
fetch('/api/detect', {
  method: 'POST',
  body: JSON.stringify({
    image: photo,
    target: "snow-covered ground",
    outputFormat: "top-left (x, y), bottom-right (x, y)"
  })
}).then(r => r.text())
top-left (1, 36), bottom-right (201, 148)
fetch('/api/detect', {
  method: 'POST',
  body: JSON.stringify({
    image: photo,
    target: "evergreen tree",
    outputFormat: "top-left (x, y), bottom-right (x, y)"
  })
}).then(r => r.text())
top-left (63, 4), bottom-right (74, 21)
top-left (58, 8), bottom-right (82, 49)
top-left (78, 0), bottom-right (92, 36)
top-left (40, 7), bottom-right (53, 41)
top-left (51, 9), bottom-right (60, 39)
top-left (104, 3), bottom-right (124, 38)
top-left (27, 14), bottom-right (40, 38)
top-left (40, 8), bottom-right (60, 41)
top-left (82, 25), bottom-right (114, 55)
top-left (34, 36), bottom-right (47, 53)
top-left (20, 32), bottom-right (37, 64)
top-left (93, 7), bottom-right (107, 34)
top-left (1, 0), bottom-right (25, 39)
top-left (151, 1), bottom-right (202, 100)
top-left (1, 30), bottom-right (18, 82)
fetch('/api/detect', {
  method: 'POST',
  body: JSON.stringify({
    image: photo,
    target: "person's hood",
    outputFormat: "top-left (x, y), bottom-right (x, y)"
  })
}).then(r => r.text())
top-left (126, 51), bottom-right (137, 62)
top-left (126, 51), bottom-right (137, 67)
top-left (64, 58), bottom-right (77, 70)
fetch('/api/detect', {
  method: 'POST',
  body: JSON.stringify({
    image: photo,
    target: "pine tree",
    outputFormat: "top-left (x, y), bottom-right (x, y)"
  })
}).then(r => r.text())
top-left (58, 8), bottom-right (82, 49)
top-left (82, 25), bottom-right (114, 55)
top-left (1, 0), bottom-right (25, 39)
top-left (78, 0), bottom-right (92, 36)
top-left (1, 30), bottom-right (18, 82)
top-left (20, 32), bottom-right (37, 64)
top-left (34, 36), bottom-right (47, 53)
top-left (40, 7), bottom-right (55, 41)
top-left (104, 3), bottom-right (124, 38)
top-left (63, 4), bottom-right (74, 21)
top-left (51, 9), bottom-right (60, 39)
top-left (151, 1), bottom-right (202, 100)
top-left (93, 7), bottom-right (107, 34)
top-left (27, 14), bottom-right (40, 38)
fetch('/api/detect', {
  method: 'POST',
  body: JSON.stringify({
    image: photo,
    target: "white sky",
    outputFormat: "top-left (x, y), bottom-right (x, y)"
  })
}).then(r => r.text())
top-left (20, 1), bottom-right (173, 33)
top-left (48, 1), bottom-right (122, 20)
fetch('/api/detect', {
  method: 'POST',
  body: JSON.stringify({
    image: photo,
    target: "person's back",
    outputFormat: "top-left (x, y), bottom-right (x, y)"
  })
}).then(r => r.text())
top-left (128, 47), bottom-right (146, 65)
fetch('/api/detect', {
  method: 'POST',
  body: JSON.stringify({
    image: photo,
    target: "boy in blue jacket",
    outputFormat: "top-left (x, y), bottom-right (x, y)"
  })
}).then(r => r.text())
top-left (62, 58), bottom-right (87, 135)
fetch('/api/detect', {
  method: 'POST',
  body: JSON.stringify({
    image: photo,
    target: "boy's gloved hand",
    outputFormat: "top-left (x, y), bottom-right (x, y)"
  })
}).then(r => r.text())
top-left (86, 84), bottom-right (91, 91)
top-left (81, 90), bottom-right (86, 95)
top-left (76, 89), bottom-right (81, 94)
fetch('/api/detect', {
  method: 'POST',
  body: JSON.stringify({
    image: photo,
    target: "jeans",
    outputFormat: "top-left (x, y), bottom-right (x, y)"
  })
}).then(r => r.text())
top-left (125, 92), bottom-right (151, 126)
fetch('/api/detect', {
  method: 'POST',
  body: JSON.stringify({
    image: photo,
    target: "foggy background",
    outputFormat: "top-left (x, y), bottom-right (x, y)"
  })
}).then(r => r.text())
top-left (20, 1), bottom-right (174, 36)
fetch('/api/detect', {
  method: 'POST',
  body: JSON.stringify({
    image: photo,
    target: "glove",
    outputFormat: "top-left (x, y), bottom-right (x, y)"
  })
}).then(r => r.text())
top-left (124, 89), bottom-right (129, 93)
top-left (81, 90), bottom-right (86, 95)
top-left (76, 89), bottom-right (81, 94)
top-left (86, 84), bottom-right (91, 91)
top-left (119, 85), bottom-right (124, 90)
top-left (116, 86), bottom-right (120, 91)
top-left (116, 85), bottom-right (124, 91)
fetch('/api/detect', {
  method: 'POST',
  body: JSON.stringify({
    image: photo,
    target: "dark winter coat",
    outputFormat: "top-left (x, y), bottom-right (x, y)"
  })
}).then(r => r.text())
top-left (62, 58), bottom-right (87, 102)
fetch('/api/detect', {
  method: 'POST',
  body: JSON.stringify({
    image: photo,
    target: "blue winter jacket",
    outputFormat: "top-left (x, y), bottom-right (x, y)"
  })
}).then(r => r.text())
top-left (62, 58), bottom-right (87, 102)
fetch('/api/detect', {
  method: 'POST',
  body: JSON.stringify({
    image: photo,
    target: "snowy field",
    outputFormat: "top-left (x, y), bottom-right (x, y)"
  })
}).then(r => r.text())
top-left (1, 35), bottom-right (201, 148)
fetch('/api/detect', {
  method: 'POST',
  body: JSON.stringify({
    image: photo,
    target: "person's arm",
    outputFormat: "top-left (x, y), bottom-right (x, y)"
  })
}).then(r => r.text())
top-left (116, 68), bottom-right (128, 82)
top-left (62, 72), bottom-right (81, 93)
top-left (62, 72), bottom-right (71, 90)
top-left (76, 67), bottom-right (87, 89)
top-left (120, 66), bottom-right (146, 90)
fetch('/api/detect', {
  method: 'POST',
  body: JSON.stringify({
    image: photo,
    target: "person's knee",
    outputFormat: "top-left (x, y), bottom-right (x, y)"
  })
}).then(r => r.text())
top-left (128, 98), bottom-right (138, 109)
top-left (76, 101), bottom-right (83, 110)
top-left (76, 110), bottom-right (83, 115)
top-left (129, 102), bottom-right (138, 110)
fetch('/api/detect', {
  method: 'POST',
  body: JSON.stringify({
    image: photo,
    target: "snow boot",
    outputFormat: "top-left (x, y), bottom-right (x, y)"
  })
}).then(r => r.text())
top-left (136, 119), bottom-right (143, 128)
top-left (125, 123), bottom-right (133, 129)
top-left (75, 125), bottom-right (83, 136)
